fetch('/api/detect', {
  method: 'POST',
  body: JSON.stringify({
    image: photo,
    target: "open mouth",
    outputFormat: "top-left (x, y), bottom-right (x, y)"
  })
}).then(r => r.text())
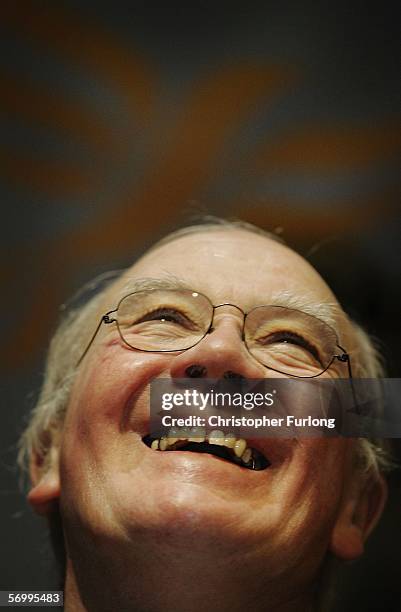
top-left (142, 432), bottom-right (270, 471)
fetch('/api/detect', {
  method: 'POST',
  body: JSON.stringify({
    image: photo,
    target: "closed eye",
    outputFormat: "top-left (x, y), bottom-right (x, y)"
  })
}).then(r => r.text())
top-left (135, 307), bottom-right (197, 329)
top-left (260, 330), bottom-right (321, 363)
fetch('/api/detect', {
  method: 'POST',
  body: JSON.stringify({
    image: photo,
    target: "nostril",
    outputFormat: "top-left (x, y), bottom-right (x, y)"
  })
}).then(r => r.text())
top-left (223, 370), bottom-right (245, 380)
top-left (185, 365), bottom-right (207, 378)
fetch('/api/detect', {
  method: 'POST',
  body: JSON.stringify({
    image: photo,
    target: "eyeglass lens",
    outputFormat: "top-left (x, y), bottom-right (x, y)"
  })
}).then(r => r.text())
top-left (116, 289), bottom-right (339, 377)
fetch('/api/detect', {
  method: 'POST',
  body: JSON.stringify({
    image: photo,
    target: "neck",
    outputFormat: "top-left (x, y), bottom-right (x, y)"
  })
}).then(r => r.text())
top-left (64, 548), bottom-right (317, 612)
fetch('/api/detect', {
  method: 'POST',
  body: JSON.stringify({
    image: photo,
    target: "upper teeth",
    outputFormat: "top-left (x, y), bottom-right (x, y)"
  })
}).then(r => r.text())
top-left (151, 428), bottom-right (253, 464)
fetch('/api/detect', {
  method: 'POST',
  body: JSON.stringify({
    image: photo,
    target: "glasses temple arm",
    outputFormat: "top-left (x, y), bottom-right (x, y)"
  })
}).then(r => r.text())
top-left (76, 312), bottom-right (115, 367)
top-left (336, 348), bottom-right (359, 413)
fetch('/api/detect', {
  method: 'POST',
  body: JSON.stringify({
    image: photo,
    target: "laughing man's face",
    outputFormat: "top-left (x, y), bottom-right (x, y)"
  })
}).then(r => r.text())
top-left (30, 229), bottom-right (384, 607)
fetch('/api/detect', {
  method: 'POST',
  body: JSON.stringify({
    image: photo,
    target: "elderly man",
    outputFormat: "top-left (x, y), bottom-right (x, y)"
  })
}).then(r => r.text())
top-left (20, 220), bottom-right (388, 611)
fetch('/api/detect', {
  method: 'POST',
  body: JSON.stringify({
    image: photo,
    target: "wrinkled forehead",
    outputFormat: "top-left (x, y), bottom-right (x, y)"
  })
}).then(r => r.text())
top-left (104, 229), bottom-right (352, 336)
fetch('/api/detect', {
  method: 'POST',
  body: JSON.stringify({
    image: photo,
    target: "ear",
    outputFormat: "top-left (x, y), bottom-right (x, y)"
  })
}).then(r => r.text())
top-left (329, 474), bottom-right (387, 560)
top-left (27, 445), bottom-right (60, 516)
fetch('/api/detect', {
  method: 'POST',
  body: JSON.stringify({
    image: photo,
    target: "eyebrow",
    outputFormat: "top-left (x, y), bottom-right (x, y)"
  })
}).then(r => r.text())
top-left (117, 277), bottom-right (344, 332)
top-left (118, 275), bottom-right (193, 298)
top-left (266, 290), bottom-right (344, 331)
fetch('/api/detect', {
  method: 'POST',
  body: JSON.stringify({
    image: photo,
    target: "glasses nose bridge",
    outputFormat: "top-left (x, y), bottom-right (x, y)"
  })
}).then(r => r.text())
top-left (209, 302), bottom-right (246, 338)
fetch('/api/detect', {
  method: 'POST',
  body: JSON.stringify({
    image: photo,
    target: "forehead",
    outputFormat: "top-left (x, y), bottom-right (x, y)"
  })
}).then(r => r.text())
top-left (113, 229), bottom-right (338, 312)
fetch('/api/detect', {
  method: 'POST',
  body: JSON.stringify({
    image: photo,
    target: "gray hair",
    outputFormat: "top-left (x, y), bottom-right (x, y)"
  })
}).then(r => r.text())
top-left (18, 218), bottom-right (392, 479)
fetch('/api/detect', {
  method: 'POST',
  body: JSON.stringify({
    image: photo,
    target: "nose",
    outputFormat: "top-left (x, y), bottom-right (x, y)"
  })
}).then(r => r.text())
top-left (169, 307), bottom-right (265, 380)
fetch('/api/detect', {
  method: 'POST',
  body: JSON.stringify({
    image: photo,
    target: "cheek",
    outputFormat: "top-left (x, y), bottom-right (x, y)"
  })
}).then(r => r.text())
top-left (69, 350), bottom-right (166, 415)
top-left (61, 350), bottom-right (172, 463)
top-left (59, 351), bottom-right (173, 523)
top-left (287, 439), bottom-right (350, 517)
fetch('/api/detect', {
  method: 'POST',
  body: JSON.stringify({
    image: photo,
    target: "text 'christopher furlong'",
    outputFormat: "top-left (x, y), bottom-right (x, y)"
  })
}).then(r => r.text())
top-left (161, 415), bottom-right (337, 430)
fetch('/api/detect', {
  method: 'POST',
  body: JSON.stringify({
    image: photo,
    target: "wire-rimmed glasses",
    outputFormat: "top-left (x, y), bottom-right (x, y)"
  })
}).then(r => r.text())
top-left (77, 288), bottom-right (352, 379)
